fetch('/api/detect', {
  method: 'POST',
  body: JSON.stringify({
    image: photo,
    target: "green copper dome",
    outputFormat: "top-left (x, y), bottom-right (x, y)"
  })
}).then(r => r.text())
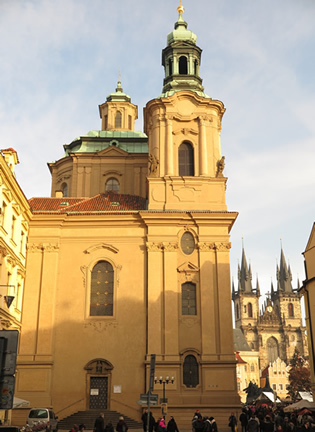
top-left (167, 13), bottom-right (197, 46)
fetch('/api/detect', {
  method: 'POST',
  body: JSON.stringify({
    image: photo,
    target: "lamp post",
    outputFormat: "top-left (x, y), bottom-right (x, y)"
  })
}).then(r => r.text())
top-left (154, 376), bottom-right (174, 415)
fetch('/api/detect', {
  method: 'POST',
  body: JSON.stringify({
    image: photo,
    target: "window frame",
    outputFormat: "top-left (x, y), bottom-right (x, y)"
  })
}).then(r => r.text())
top-left (178, 142), bottom-right (194, 176)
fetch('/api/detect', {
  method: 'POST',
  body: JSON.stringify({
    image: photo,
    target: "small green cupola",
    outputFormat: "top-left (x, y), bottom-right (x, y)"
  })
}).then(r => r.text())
top-left (161, 2), bottom-right (204, 96)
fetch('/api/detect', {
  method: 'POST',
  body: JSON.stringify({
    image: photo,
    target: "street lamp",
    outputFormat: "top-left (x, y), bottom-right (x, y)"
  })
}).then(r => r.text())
top-left (154, 375), bottom-right (175, 404)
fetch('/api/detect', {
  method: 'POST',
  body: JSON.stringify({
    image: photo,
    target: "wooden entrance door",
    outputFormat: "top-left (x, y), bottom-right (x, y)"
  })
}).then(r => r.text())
top-left (89, 376), bottom-right (108, 409)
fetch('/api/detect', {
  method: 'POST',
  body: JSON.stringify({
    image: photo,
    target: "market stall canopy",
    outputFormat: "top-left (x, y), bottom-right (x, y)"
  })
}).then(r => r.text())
top-left (283, 399), bottom-right (315, 413)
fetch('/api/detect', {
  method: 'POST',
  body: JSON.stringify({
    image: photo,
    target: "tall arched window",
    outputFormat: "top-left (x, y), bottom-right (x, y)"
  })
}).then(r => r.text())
top-left (179, 56), bottom-right (188, 74)
top-left (61, 182), bottom-right (68, 197)
top-left (267, 337), bottom-right (279, 363)
top-left (115, 112), bottom-right (122, 128)
top-left (182, 282), bottom-right (196, 315)
top-left (179, 142), bottom-right (194, 176)
top-left (248, 302), bottom-right (253, 317)
top-left (90, 261), bottom-right (114, 316)
top-left (236, 304), bottom-right (239, 319)
top-left (183, 355), bottom-right (199, 388)
top-left (288, 303), bottom-right (294, 317)
top-left (169, 59), bottom-right (173, 76)
top-left (106, 178), bottom-right (120, 193)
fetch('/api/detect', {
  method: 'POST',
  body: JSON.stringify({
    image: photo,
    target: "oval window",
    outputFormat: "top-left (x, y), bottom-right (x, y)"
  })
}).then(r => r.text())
top-left (181, 232), bottom-right (195, 255)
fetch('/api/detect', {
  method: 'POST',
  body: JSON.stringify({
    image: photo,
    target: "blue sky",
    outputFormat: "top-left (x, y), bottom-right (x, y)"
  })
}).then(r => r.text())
top-left (1, 0), bottom-right (315, 307)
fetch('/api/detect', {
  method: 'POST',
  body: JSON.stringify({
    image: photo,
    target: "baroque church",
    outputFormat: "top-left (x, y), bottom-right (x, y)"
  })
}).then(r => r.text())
top-left (232, 247), bottom-right (308, 371)
top-left (13, 3), bottom-right (240, 427)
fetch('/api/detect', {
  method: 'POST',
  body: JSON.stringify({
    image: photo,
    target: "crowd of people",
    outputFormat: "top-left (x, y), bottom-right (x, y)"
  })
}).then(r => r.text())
top-left (192, 409), bottom-right (219, 432)
top-left (141, 410), bottom-right (180, 432)
top-left (229, 406), bottom-right (315, 432)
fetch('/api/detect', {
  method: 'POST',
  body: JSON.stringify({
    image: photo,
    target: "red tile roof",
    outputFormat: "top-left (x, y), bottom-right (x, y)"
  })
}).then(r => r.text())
top-left (29, 192), bottom-right (146, 214)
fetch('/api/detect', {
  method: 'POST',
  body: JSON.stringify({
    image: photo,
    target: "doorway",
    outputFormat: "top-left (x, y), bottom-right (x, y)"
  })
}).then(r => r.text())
top-left (89, 376), bottom-right (108, 409)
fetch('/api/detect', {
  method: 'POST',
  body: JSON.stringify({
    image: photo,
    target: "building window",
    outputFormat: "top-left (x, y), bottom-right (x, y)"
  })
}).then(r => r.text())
top-left (279, 384), bottom-right (283, 391)
top-left (179, 142), bottom-right (194, 176)
top-left (267, 337), bottom-right (279, 363)
top-left (115, 112), bottom-right (122, 128)
top-left (272, 384), bottom-right (277, 390)
top-left (244, 365), bottom-right (247, 372)
top-left (106, 178), bottom-right (120, 193)
top-left (128, 115), bottom-right (132, 130)
top-left (248, 302), bottom-right (253, 317)
top-left (250, 363), bottom-right (254, 372)
top-left (181, 232), bottom-right (195, 255)
top-left (179, 56), bottom-right (188, 74)
top-left (288, 303), bottom-right (294, 317)
top-left (182, 282), bottom-right (196, 315)
top-left (90, 261), bottom-right (114, 316)
top-left (236, 304), bottom-right (239, 319)
top-left (11, 215), bottom-right (16, 241)
top-left (61, 182), bottom-right (68, 197)
top-left (237, 382), bottom-right (241, 391)
top-left (194, 60), bottom-right (198, 75)
top-left (104, 115), bottom-right (108, 129)
top-left (183, 355), bottom-right (199, 388)
top-left (1, 202), bottom-right (7, 231)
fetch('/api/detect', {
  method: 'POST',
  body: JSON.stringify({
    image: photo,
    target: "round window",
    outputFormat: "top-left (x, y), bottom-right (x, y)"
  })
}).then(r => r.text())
top-left (181, 232), bottom-right (195, 255)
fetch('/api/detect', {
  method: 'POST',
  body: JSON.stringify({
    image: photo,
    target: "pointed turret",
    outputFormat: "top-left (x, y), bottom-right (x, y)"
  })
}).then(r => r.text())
top-left (238, 247), bottom-right (253, 293)
top-left (161, 2), bottom-right (206, 96)
top-left (276, 247), bottom-right (293, 293)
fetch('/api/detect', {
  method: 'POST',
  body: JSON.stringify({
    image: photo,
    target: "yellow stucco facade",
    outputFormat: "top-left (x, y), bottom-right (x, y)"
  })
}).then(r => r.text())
top-left (13, 7), bottom-right (241, 429)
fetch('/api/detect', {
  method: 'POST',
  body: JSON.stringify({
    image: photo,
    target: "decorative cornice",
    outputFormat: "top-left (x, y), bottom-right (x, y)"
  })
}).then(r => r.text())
top-left (215, 242), bottom-right (231, 251)
top-left (84, 321), bottom-right (118, 332)
top-left (43, 243), bottom-right (59, 253)
top-left (27, 243), bottom-right (44, 253)
top-left (197, 242), bottom-right (215, 252)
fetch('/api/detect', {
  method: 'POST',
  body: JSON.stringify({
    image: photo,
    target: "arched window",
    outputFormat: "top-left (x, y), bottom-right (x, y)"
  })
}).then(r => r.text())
top-left (250, 363), bottom-right (254, 372)
top-left (288, 303), bottom-right (294, 317)
top-left (115, 112), bottom-right (122, 128)
top-left (236, 304), bottom-right (239, 319)
top-left (182, 282), bottom-right (196, 315)
top-left (90, 261), bottom-right (114, 316)
top-left (183, 355), bottom-right (199, 388)
top-left (179, 142), bottom-right (194, 176)
top-left (248, 302), bottom-right (253, 317)
top-left (61, 182), bottom-right (68, 197)
top-left (267, 337), bottom-right (279, 363)
top-left (194, 60), bottom-right (198, 75)
top-left (179, 56), bottom-right (188, 74)
top-left (106, 178), bottom-right (120, 193)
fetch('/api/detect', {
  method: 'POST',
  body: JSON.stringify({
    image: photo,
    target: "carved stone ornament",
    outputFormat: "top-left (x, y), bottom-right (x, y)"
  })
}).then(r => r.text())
top-left (146, 242), bottom-right (163, 252)
top-left (216, 156), bottom-right (225, 177)
top-left (163, 242), bottom-right (179, 252)
top-left (84, 358), bottom-right (114, 373)
top-left (6, 256), bottom-right (17, 268)
top-left (148, 154), bottom-right (159, 177)
top-left (0, 246), bottom-right (8, 259)
top-left (84, 321), bottom-right (118, 333)
top-left (197, 242), bottom-right (216, 252)
top-left (27, 243), bottom-right (44, 253)
top-left (215, 242), bottom-right (231, 251)
top-left (179, 316), bottom-right (200, 328)
top-left (43, 243), bottom-right (60, 253)
top-left (56, 175), bottom-right (71, 184)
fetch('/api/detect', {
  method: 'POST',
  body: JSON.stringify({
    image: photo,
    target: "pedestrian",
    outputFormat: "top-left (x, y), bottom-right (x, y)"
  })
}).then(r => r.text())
top-left (142, 409), bottom-right (156, 432)
top-left (209, 417), bottom-right (218, 432)
top-left (240, 410), bottom-right (248, 432)
top-left (79, 425), bottom-right (86, 432)
top-left (229, 413), bottom-right (237, 432)
top-left (203, 418), bottom-right (212, 432)
top-left (116, 416), bottom-right (128, 432)
top-left (105, 421), bottom-right (114, 432)
top-left (248, 416), bottom-right (259, 432)
top-left (158, 418), bottom-right (166, 432)
top-left (94, 414), bottom-right (105, 432)
top-left (167, 416), bottom-right (179, 432)
top-left (193, 416), bottom-right (205, 432)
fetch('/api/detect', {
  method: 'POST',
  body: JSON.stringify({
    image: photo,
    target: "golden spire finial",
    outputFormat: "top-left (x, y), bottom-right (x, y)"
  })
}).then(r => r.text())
top-left (118, 67), bottom-right (121, 83)
top-left (177, 0), bottom-right (184, 15)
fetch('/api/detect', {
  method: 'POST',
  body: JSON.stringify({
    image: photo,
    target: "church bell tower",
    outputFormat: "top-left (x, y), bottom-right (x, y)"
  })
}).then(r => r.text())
top-left (144, 3), bottom-right (227, 211)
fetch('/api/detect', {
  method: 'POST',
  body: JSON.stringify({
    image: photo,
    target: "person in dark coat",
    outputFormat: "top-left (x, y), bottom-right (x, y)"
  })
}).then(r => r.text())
top-left (167, 416), bottom-right (179, 432)
top-left (247, 416), bottom-right (259, 432)
top-left (105, 421), bottom-right (114, 432)
top-left (116, 417), bottom-right (128, 432)
top-left (240, 410), bottom-right (248, 432)
top-left (229, 413), bottom-right (237, 432)
top-left (203, 418), bottom-right (212, 432)
top-left (209, 417), bottom-right (218, 432)
top-left (94, 413), bottom-right (105, 432)
top-left (142, 410), bottom-right (156, 432)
